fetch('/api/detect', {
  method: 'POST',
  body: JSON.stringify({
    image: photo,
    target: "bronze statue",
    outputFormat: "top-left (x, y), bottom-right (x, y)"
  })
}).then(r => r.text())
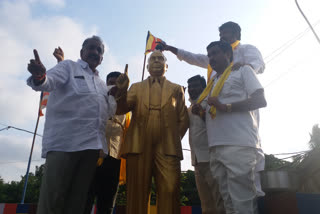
top-left (116, 51), bottom-right (189, 214)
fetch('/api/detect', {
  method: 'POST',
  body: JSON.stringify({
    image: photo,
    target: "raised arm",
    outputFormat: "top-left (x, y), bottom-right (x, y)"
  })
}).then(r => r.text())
top-left (115, 65), bottom-right (136, 114)
top-left (27, 49), bottom-right (46, 86)
top-left (27, 49), bottom-right (70, 92)
top-left (163, 43), bottom-right (209, 69)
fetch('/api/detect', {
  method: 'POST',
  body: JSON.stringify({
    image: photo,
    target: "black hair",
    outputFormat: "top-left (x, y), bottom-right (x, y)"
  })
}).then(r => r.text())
top-left (106, 71), bottom-right (121, 82)
top-left (206, 41), bottom-right (233, 62)
top-left (82, 35), bottom-right (105, 53)
top-left (187, 75), bottom-right (206, 89)
top-left (219, 21), bottom-right (241, 40)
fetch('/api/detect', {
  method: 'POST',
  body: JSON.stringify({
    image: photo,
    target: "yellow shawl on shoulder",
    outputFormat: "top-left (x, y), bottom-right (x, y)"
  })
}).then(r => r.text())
top-left (197, 63), bottom-right (233, 119)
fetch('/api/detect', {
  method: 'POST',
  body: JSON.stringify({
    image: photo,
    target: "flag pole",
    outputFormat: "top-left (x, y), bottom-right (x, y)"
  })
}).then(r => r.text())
top-left (21, 92), bottom-right (42, 204)
top-left (141, 54), bottom-right (147, 81)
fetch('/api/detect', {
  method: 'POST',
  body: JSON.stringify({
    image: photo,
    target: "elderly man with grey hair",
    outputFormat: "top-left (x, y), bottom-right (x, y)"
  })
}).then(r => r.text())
top-left (26, 36), bottom-right (117, 214)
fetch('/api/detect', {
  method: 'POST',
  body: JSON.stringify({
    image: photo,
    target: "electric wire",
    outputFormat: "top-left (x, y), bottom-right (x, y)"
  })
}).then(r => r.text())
top-left (0, 160), bottom-right (43, 165)
top-left (0, 124), bottom-right (42, 137)
top-left (263, 19), bottom-right (320, 64)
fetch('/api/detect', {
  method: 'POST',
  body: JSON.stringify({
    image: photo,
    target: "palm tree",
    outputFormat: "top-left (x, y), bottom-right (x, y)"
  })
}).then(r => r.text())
top-left (308, 124), bottom-right (320, 150)
top-left (291, 124), bottom-right (320, 166)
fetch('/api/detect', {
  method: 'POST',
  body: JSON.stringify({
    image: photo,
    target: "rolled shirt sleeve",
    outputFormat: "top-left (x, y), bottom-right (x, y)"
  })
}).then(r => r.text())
top-left (241, 65), bottom-right (264, 96)
top-left (27, 60), bottom-right (70, 92)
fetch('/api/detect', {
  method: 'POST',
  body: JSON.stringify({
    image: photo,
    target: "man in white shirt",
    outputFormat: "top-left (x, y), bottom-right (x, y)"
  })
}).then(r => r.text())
top-left (187, 75), bottom-right (225, 214)
top-left (193, 41), bottom-right (267, 214)
top-left (27, 36), bottom-right (117, 214)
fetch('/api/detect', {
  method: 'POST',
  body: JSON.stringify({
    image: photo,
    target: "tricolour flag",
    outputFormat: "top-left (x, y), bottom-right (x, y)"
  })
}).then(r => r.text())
top-left (39, 92), bottom-right (49, 116)
top-left (145, 31), bottom-right (163, 55)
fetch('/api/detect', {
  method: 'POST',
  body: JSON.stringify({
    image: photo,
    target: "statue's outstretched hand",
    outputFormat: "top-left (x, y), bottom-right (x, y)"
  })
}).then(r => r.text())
top-left (27, 49), bottom-right (46, 77)
top-left (116, 64), bottom-right (129, 90)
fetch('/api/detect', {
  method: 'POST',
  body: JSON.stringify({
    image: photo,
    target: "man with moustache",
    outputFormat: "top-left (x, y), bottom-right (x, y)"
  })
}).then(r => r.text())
top-left (193, 41), bottom-right (267, 213)
top-left (26, 36), bottom-right (117, 214)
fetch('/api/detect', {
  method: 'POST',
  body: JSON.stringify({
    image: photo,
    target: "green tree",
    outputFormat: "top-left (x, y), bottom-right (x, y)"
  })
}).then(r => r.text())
top-left (0, 180), bottom-right (22, 203)
top-left (180, 170), bottom-right (200, 206)
top-left (115, 184), bottom-right (127, 206)
top-left (265, 154), bottom-right (290, 170)
top-left (0, 164), bottom-right (44, 203)
top-left (0, 176), bottom-right (6, 202)
top-left (1, 166), bottom-right (202, 206)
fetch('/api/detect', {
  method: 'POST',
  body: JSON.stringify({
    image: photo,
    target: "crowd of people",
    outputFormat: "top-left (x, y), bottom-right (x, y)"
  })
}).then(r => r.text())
top-left (26, 21), bottom-right (267, 214)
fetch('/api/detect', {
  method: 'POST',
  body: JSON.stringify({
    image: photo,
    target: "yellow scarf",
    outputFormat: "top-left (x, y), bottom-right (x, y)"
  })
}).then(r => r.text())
top-left (207, 40), bottom-right (240, 82)
top-left (198, 63), bottom-right (233, 119)
top-left (231, 40), bottom-right (240, 50)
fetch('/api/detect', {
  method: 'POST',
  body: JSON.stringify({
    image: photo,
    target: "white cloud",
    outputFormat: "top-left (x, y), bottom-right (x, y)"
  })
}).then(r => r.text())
top-left (26, 0), bottom-right (65, 8)
top-left (42, 0), bottom-right (65, 8)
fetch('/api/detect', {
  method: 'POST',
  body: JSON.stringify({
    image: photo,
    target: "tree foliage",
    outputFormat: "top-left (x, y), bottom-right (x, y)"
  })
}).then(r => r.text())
top-left (264, 154), bottom-right (290, 170)
top-left (0, 165), bottom-right (44, 203)
top-left (1, 166), bottom-right (200, 206)
top-left (309, 124), bottom-right (320, 150)
top-left (180, 170), bottom-right (200, 206)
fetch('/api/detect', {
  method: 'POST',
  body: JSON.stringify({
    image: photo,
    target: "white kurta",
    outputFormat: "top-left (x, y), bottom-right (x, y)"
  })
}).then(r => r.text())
top-left (188, 99), bottom-right (210, 165)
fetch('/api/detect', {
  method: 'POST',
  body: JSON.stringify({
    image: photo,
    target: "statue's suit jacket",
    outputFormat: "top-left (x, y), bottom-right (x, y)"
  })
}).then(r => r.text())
top-left (117, 77), bottom-right (189, 160)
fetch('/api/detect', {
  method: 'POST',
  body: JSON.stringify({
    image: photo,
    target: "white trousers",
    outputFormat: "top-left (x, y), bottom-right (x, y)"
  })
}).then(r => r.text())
top-left (255, 148), bottom-right (265, 197)
top-left (209, 146), bottom-right (259, 214)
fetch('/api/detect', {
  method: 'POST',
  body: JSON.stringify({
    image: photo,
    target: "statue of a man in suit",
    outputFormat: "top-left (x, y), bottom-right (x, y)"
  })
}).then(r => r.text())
top-left (116, 50), bottom-right (189, 214)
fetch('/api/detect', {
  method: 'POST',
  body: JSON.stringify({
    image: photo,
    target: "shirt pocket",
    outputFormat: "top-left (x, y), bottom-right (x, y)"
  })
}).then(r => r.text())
top-left (220, 81), bottom-right (233, 97)
top-left (73, 75), bottom-right (90, 93)
top-left (220, 75), bottom-right (242, 98)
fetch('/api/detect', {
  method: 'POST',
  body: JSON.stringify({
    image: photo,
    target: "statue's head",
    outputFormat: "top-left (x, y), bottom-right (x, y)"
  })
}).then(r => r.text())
top-left (147, 50), bottom-right (168, 77)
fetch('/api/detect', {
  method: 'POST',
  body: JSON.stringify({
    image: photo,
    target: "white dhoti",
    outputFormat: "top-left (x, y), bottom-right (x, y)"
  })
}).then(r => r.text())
top-left (209, 146), bottom-right (260, 214)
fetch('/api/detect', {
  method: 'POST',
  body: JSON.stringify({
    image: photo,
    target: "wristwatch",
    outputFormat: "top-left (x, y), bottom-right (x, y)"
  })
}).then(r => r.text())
top-left (226, 103), bottom-right (232, 112)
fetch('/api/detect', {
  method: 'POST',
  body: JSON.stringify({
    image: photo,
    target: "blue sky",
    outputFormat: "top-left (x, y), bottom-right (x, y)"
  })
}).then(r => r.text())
top-left (0, 0), bottom-right (320, 181)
